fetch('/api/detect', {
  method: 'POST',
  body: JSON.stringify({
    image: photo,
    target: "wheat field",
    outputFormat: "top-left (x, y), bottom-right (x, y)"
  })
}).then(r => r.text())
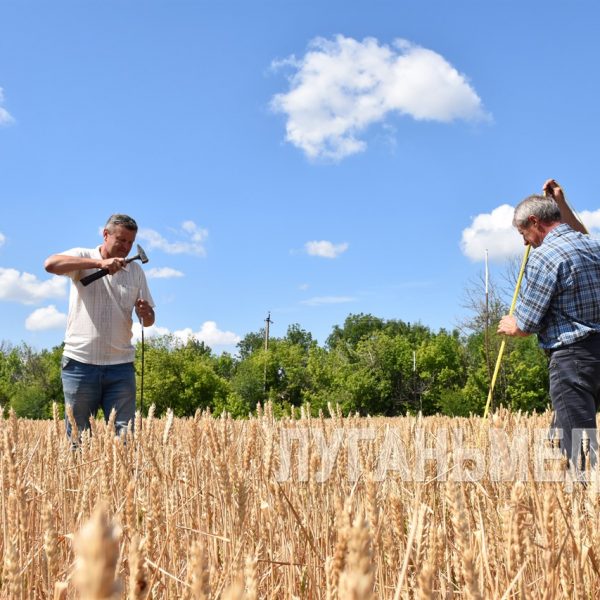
top-left (1, 403), bottom-right (599, 599)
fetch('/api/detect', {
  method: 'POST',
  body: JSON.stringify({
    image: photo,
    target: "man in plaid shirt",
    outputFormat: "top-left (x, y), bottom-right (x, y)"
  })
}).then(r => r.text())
top-left (498, 180), bottom-right (600, 469)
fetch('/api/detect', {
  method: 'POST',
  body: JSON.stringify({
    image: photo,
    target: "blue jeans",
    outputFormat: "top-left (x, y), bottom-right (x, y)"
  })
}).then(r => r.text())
top-left (549, 333), bottom-right (600, 469)
top-left (61, 356), bottom-right (136, 439)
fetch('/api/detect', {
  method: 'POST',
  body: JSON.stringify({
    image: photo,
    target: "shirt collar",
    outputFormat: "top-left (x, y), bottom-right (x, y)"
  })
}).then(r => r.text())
top-left (542, 222), bottom-right (571, 244)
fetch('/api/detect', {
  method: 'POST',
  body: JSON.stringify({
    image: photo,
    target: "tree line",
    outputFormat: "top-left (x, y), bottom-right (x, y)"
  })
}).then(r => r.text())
top-left (0, 309), bottom-right (549, 420)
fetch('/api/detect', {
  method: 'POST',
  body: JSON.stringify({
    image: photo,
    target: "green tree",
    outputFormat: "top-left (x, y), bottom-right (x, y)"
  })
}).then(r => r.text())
top-left (0, 299), bottom-right (556, 421)
top-left (3, 343), bottom-right (63, 418)
top-left (229, 351), bottom-right (265, 412)
top-left (284, 323), bottom-right (315, 352)
top-left (214, 352), bottom-right (236, 380)
top-left (0, 343), bottom-right (22, 407)
top-left (311, 331), bottom-right (416, 416)
top-left (503, 336), bottom-right (549, 412)
top-left (265, 339), bottom-right (312, 408)
top-left (417, 330), bottom-right (467, 414)
top-left (138, 336), bottom-right (230, 416)
top-left (303, 345), bottom-right (338, 412)
top-left (326, 313), bottom-right (385, 350)
top-left (10, 384), bottom-right (48, 419)
top-left (236, 329), bottom-right (265, 360)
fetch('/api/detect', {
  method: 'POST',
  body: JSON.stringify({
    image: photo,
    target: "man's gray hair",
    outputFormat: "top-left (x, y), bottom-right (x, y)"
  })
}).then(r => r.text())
top-left (513, 195), bottom-right (561, 229)
top-left (105, 214), bottom-right (138, 232)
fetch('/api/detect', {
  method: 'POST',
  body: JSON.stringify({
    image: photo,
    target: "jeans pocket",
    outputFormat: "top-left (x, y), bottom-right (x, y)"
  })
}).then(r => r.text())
top-left (61, 355), bottom-right (72, 370)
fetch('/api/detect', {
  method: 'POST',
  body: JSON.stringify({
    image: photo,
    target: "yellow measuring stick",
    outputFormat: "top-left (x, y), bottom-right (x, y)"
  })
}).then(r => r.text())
top-left (483, 244), bottom-right (531, 418)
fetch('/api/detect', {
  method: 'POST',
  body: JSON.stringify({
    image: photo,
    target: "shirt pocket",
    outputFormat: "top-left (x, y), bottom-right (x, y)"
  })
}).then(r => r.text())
top-left (116, 284), bottom-right (139, 312)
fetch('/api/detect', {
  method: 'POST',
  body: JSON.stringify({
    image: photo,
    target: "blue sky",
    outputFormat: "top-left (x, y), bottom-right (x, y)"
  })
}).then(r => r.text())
top-left (1, 0), bottom-right (600, 354)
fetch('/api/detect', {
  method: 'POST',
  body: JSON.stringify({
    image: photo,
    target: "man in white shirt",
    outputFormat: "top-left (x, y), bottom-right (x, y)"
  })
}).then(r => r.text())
top-left (45, 214), bottom-right (155, 438)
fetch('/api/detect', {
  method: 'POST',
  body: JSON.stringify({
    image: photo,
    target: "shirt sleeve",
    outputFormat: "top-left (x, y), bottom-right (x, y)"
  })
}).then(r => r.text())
top-left (59, 248), bottom-right (95, 280)
top-left (513, 256), bottom-right (557, 334)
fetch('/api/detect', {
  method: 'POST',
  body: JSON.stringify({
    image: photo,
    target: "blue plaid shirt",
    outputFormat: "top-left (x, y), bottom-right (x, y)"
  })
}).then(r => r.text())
top-left (514, 223), bottom-right (600, 349)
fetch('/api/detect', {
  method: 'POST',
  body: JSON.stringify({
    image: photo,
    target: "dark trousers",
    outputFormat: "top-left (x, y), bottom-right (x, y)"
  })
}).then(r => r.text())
top-left (549, 333), bottom-right (600, 467)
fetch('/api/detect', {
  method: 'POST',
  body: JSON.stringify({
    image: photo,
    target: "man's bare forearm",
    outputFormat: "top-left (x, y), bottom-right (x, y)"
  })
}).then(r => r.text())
top-left (44, 254), bottom-right (127, 276)
top-left (44, 254), bottom-right (103, 275)
top-left (543, 179), bottom-right (587, 234)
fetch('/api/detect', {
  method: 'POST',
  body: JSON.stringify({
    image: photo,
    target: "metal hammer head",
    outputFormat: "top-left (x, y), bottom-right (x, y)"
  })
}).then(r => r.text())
top-left (127, 244), bottom-right (149, 264)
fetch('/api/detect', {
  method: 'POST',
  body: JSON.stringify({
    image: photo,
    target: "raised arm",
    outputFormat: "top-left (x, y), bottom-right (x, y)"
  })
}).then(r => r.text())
top-left (44, 254), bottom-right (125, 276)
top-left (542, 179), bottom-right (588, 234)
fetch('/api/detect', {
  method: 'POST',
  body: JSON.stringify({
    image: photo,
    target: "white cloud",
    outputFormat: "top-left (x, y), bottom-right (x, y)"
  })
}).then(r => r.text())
top-left (138, 221), bottom-right (208, 256)
top-left (305, 240), bottom-right (349, 258)
top-left (181, 220), bottom-right (207, 243)
top-left (301, 295), bottom-right (356, 306)
top-left (131, 323), bottom-right (171, 343)
top-left (0, 232), bottom-right (5, 248)
top-left (461, 205), bottom-right (600, 262)
top-left (176, 321), bottom-right (241, 347)
top-left (132, 320), bottom-right (241, 350)
top-left (271, 35), bottom-right (489, 160)
top-left (579, 209), bottom-right (600, 233)
top-left (0, 88), bottom-right (14, 126)
top-left (25, 305), bottom-right (67, 331)
top-left (146, 267), bottom-right (184, 279)
top-left (0, 269), bottom-right (68, 304)
top-left (460, 204), bottom-right (523, 262)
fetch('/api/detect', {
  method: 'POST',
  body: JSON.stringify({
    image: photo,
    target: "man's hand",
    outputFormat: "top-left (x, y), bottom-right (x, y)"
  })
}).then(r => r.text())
top-left (542, 178), bottom-right (565, 203)
top-left (497, 315), bottom-right (528, 337)
top-left (135, 299), bottom-right (155, 327)
top-left (100, 257), bottom-right (126, 275)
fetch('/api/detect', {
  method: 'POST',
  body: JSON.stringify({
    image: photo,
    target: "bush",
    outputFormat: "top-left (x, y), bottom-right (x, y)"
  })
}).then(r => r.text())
top-left (10, 385), bottom-right (51, 419)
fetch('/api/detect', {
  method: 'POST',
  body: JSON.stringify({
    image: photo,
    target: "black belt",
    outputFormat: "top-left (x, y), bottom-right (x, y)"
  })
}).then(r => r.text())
top-left (543, 331), bottom-right (600, 358)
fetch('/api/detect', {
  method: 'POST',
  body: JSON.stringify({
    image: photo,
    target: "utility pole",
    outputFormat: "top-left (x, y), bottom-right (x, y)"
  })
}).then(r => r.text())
top-left (264, 311), bottom-right (272, 351)
top-left (263, 312), bottom-right (273, 397)
top-left (484, 249), bottom-right (493, 411)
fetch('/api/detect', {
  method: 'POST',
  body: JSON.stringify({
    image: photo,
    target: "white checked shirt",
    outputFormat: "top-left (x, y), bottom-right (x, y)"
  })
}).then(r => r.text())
top-left (61, 246), bottom-right (155, 365)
